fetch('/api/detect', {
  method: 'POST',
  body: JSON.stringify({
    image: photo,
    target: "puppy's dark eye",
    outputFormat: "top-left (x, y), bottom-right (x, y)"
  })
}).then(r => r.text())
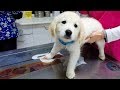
top-left (74, 24), bottom-right (78, 28)
top-left (61, 21), bottom-right (66, 24)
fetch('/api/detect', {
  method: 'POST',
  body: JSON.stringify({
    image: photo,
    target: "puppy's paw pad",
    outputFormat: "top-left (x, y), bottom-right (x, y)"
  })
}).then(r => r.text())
top-left (66, 72), bottom-right (75, 79)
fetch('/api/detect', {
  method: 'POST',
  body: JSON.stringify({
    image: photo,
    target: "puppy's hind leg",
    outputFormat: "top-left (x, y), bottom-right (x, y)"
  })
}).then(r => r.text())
top-left (96, 40), bottom-right (105, 60)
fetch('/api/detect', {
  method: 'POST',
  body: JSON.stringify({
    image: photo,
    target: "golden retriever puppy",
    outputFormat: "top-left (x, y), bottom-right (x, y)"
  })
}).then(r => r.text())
top-left (44, 11), bottom-right (105, 79)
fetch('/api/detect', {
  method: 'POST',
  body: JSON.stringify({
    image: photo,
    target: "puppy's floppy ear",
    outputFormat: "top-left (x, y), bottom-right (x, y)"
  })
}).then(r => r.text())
top-left (48, 17), bottom-right (58, 37)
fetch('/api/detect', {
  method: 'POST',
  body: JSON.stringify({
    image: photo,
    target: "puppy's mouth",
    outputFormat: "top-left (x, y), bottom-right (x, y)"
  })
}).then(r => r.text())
top-left (64, 35), bottom-right (71, 39)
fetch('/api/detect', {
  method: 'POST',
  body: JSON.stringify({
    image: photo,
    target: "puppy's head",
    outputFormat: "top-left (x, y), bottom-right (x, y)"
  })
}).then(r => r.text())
top-left (49, 11), bottom-right (83, 42)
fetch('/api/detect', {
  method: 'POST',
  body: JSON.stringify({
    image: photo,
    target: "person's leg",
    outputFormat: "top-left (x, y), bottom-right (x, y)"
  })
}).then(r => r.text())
top-left (0, 38), bottom-right (17, 52)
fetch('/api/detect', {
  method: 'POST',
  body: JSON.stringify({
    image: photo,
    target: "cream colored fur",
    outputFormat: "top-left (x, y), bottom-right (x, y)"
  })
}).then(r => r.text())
top-left (46, 11), bottom-right (105, 79)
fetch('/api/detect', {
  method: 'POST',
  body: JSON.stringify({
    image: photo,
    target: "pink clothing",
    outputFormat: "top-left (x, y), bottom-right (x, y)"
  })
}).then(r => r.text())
top-left (80, 11), bottom-right (120, 61)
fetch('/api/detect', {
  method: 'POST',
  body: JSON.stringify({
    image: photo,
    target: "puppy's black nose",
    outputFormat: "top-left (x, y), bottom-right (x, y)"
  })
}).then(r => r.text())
top-left (65, 30), bottom-right (72, 37)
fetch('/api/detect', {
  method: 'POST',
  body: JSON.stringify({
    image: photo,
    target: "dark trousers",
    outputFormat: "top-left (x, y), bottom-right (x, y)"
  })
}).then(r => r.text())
top-left (0, 38), bottom-right (17, 52)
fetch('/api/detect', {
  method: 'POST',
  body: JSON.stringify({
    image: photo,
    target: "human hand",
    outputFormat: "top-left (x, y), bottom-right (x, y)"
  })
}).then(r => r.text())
top-left (85, 30), bottom-right (105, 43)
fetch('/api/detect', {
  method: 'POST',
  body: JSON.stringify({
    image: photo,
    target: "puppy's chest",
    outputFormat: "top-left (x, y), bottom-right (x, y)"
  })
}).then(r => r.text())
top-left (65, 43), bottom-right (80, 52)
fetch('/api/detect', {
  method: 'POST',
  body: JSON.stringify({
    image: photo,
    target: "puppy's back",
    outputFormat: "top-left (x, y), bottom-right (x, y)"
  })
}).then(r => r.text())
top-left (80, 17), bottom-right (104, 37)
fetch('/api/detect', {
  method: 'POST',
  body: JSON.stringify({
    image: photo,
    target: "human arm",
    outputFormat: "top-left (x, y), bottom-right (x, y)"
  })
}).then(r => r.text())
top-left (86, 25), bottom-right (120, 43)
top-left (105, 26), bottom-right (120, 43)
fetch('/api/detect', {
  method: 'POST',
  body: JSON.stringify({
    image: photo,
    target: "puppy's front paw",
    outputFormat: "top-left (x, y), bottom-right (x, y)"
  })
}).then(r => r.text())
top-left (66, 71), bottom-right (75, 79)
top-left (45, 53), bottom-right (54, 59)
top-left (99, 55), bottom-right (105, 61)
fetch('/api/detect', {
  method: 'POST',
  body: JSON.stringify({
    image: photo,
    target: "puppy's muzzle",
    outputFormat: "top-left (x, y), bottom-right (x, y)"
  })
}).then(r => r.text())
top-left (65, 30), bottom-right (72, 38)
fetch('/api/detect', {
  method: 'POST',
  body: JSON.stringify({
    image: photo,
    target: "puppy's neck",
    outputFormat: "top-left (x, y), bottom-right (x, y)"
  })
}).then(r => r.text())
top-left (58, 38), bottom-right (75, 46)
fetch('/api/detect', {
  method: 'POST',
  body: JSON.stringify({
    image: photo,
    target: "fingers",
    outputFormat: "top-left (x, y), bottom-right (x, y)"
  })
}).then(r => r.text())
top-left (87, 39), bottom-right (94, 44)
top-left (88, 40), bottom-right (94, 44)
top-left (84, 37), bottom-right (90, 43)
top-left (86, 36), bottom-right (95, 44)
top-left (85, 30), bottom-right (101, 44)
top-left (86, 30), bottom-right (97, 39)
top-left (85, 37), bottom-right (94, 44)
top-left (85, 33), bottom-right (94, 43)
